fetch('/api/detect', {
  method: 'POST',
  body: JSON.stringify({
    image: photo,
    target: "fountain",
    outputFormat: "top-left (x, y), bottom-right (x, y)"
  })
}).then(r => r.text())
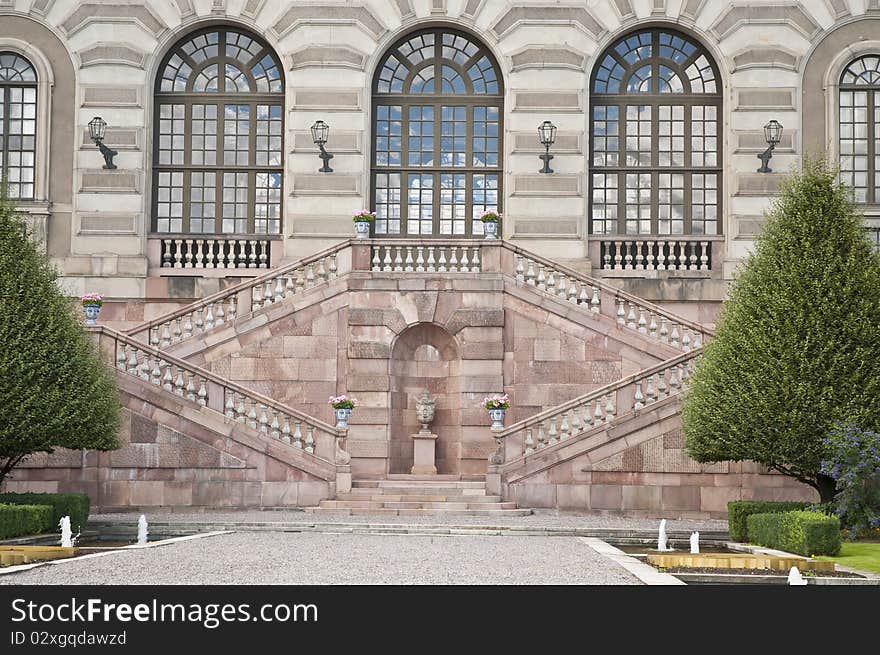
top-left (788, 566), bottom-right (808, 586)
top-left (137, 514), bottom-right (148, 546)
top-left (690, 531), bottom-right (700, 554)
top-left (657, 519), bottom-right (671, 552)
top-left (59, 516), bottom-right (72, 548)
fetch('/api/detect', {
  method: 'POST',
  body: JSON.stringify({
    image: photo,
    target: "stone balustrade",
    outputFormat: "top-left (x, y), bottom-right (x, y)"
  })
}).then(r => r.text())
top-left (502, 244), bottom-right (712, 351)
top-left (494, 349), bottom-right (700, 464)
top-left (157, 236), bottom-right (273, 270)
top-left (598, 237), bottom-right (717, 272)
top-left (370, 241), bottom-right (483, 273)
top-left (130, 240), bottom-right (350, 347)
top-left (106, 328), bottom-right (341, 460)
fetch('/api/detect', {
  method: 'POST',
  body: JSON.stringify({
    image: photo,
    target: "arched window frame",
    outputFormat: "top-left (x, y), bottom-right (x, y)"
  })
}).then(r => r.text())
top-left (0, 42), bottom-right (52, 204)
top-left (588, 27), bottom-right (723, 237)
top-left (151, 27), bottom-right (285, 236)
top-left (838, 54), bottom-right (880, 206)
top-left (370, 27), bottom-right (504, 238)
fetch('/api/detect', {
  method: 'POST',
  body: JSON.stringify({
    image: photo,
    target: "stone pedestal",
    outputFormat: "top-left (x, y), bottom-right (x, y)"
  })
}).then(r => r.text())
top-left (411, 432), bottom-right (438, 475)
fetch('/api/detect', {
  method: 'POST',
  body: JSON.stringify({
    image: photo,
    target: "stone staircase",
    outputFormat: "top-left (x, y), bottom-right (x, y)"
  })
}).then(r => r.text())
top-left (305, 475), bottom-right (532, 516)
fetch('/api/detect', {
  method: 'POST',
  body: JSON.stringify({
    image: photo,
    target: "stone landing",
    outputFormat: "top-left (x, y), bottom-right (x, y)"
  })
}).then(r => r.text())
top-left (305, 475), bottom-right (532, 516)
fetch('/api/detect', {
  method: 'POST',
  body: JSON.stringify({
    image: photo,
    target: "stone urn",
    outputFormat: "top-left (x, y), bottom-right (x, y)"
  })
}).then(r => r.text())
top-left (335, 407), bottom-right (352, 428)
top-left (415, 390), bottom-right (436, 433)
top-left (483, 220), bottom-right (499, 240)
top-left (354, 220), bottom-right (371, 239)
top-left (488, 408), bottom-right (506, 430)
top-left (83, 304), bottom-right (101, 326)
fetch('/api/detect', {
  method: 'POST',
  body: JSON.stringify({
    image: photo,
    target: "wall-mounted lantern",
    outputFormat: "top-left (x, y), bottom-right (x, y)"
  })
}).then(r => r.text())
top-left (310, 120), bottom-right (334, 173)
top-left (538, 121), bottom-right (557, 174)
top-left (88, 116), bottom-right (117, 169)
top-left (757, 119), bottom-right (783, 173)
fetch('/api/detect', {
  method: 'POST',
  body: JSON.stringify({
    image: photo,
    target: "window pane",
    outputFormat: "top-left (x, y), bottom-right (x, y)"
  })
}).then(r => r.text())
top-left (0, 67), bottom-right (37, 199)
top-left (591, 173), bottom-right (618, 235)
top-left (625, 105), bottom-right (652, 167)
top-left (440, 105), bottom-right (466, 167)
top-left (408, 106), bottom-right (434, 167)
top-left (472, 173), bottom-right (498, 235)
top-left (375, 105), bottom-right (403, 166)
top-left (374, 172), bottom-right (401, 235)
top-left (407, 174), bottom-right (433, 235)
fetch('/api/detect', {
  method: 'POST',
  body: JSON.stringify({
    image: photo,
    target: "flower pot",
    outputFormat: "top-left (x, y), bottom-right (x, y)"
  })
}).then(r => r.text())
top-left (335, 407), bottom-right (352, 428)
top-left (83, 303), bottom-right (101, 326)
top-left (354, 220), bottom-right (371, 239)
top-left (483, 220), bottom-right (499, 240)
top-left (488, 408), bottom-right (506, 430)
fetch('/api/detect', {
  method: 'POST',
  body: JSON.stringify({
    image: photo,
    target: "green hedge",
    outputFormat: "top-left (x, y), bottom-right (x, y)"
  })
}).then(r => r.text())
top-left (0, 503), bottom-right (54, 539)
top-left (747, 511), bottom-right (841, 557)
top-left (727, 501), bottom-right (812, 542)
top-left (0, 493), bottom-right (90, 530)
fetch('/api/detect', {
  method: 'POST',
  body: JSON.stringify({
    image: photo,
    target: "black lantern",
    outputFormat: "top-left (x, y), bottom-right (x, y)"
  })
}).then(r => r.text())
top-left (310, 120), bottom-right (334, 173)
top-left (757, 119), bottom-right (783, 173)
top-left (538, 121), bottom-right (557, 174)
top-left (88, 116), bottom-right (117, 169)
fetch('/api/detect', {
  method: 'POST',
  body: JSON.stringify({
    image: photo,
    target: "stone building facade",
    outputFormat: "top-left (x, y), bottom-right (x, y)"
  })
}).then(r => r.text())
top-left (2, 0), bottom-right (877, 516)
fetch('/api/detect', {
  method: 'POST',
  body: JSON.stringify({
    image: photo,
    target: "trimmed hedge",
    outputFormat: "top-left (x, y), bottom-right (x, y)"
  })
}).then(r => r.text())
top-left (727, 501), bottom-right (812, 542)
top-left (747, 511), bottom-right (841, 557)
top-left (0, 493), bottom-right (90, 530)
top-left (0, 503), bottom-right (54, 539)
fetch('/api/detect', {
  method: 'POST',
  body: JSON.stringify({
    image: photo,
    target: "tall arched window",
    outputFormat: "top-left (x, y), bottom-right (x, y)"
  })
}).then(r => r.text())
top-left (0, 52), bottom-right (37, 200)
top-left (589, 28), bottom-right (722, 236)
top-left (153, 28), bottom-right (284, 235)
top-left (371, 28), bottom-right (503, 237)
top-left (839, 55), bottom-right (880, 205)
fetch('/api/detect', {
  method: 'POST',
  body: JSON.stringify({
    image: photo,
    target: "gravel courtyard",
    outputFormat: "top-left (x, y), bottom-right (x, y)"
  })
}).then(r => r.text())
top-left (0, 532), bottom-right (641, 585)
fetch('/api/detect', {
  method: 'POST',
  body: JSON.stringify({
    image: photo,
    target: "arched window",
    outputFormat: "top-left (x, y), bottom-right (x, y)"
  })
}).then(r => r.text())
top-left (839, 55), bottom-right (880, 205)
top-left (0, 52), bottom-right (37, 200)
top-left (589, 28), bottom-right (722, 236)
top-left (153, 28), bottom-right (284, 235)
top-left (371, 28), bottom-right (503, 237)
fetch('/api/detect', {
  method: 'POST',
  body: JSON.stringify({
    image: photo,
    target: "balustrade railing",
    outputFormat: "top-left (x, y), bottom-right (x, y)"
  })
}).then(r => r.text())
top-left (158, 236), bottom-right (272, 270)
top-left (130, 240), bottom-right (351, 346)
top-left (102, 327), bottom-right (341, 462)
top-left (599, 238), bottom-right (715, 272)
top-left (502, 243), bottom-right (712, 351)
top-left (370, 241), bottom-right (483, 273)
top-left (495, 349), bottom-right (700, 465)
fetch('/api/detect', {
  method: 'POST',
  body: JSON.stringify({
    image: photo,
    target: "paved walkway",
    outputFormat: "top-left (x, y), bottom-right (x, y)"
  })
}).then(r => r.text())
top-left (0, 532), bottom-right (642, 585)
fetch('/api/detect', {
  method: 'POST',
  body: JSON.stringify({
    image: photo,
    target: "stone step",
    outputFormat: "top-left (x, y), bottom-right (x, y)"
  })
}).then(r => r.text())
top-left (346, 487), bottom-right (489, 497)
top-left (303, 507), bottom-right (533, 517)
top-left (353, 480), bottom-right (486, 490)
top-left (336, 493), bottom-right (503, 503)
top-left (385, 474), bottom-right (485, 482)
top-left (380, 501), bottom-right (520, 510)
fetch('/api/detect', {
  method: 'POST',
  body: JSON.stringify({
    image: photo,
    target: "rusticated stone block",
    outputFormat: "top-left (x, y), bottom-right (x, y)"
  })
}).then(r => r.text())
top-left (348, 307), bottom-right (407, 332)
top-left (661, 485), bottom-right (701, 511)
top-left (130, 413), bottom-right (158, 443)
top-left (348, 341), bottom-right (391, 358)
top-left (347, 374), bottom-right (390, 391)
top-left (445, 308), bottom-right (505, 334)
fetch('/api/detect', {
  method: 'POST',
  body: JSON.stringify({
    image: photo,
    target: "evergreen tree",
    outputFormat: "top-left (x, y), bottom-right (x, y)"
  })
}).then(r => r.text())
top-left (683, 158), bottom-right (880, 503)
top-left (0, 192), bottom-right (119, 485)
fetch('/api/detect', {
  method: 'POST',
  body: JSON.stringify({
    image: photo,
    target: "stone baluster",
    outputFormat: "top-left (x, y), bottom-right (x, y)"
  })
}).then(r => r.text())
top-left (263, 279), bottom-right (273, 306)
top-left (524, 428), bottom-right (534, 455)
top-left (678, 241), bottom-right (687, 270)
top-left (657, 369), bottom-right (668, 399)
top-left (536, 264), bottom-right (546, 290)
top-left (682, 329), bottom-right (691, 352)
top-left (372, 248), bottom-right (381, 271)
top-left (645, 241), bottom-right (655, 270)
top-left (292, 421), bottom-right (303, 448)
top-left (546, 418), bottom-right (557, 446)
top-left (259, 241), bottom-right (269, 268)
top-left (624, 243), bottom-right (633, 270)
top-left (248, 240), bottom-right (258, 268)
top-left (645, 375), bottom-right (656, 405)
top-left (127, 345), bottom-right (139, 375)
top-left (315, 256), bottom-right (326, 282)
top-left (471, 247), bottom-right (480, 271)
top-left (437, 248), bottom-right (447, 272)
top-left (161, 322), bottom-right (171, 347)
top-left (593, 398), bottom-right (604, 427)
top-left (668, 365), bottom-right (680, 394)
top-left (329, 254), bottom-right (338, 279)
top-left (185, 375), bottom-right (196, 402)
top-left (162, 241), bottom-right (173, 268)
top-left (281, 417), bottom-right (291, 444)
top-left (670, 323), bottom-right (680, 348)
top-left (225, 391), bottom-right (236, 419)
top-left (627, 302), bottom-right (637, 329)
top-left (194, 308), bottom-right (204, 334)
top-left (150, 357), bottom-right (162, 386)
top-left (638, 308), bottom-right (647, 334)
top-left (559, 411), bottom-right (570, 441)
top-left (383, 247), bottom-right (393, 272)
top-left (237, 239), bottom-right (248, 268)
top-left (616, 298), bottom-right (626, 324)
top-left (139, 350), bottom-right (151, 381)
top-left (536, 423), bottom-right (546, 449)
top-left (173, 317), bottom-right (183, 342)
top-left (590, 287), bottom-right (601, 313)
top-left (274, 276), bottom-right (284, 302)
top-left (635, 241), bottom-right (644, 270)
top-left (304, 426), bottom-right (315, 454)
top-left (460, 247), bottom-right (470, 272)
top-left (657, 242), bottom-right (666, 271)
top-left (614, 244), bottom-right (623, 270)
top-left (525, 259), bottom-right (536, 285)
top-left (247, 400), bottom-right (258, 429)
top-left (659, 316), bottom-right (668, 343)
top-left (182, 314), bottom-right (193, 339)
top-left (270, 411), bottom-right (280, 440)
top-left (700, 241), bottom-right (709, 270)
top-left (415, 247), bottom-right (425, 272)
top-left (602, 242), bottom-right (612, 269)
top-left (648, 314), bottom-right (658, 338)
top-left (405, 246), bottom-right (414, 272)
top-left (688, 241), bottom-right (698, 270)
top-left (634, 381), bottom-right (645, 409)
top-left (545, 269), bottom-right (556, 295)
top-left (174, 239), bottom-right (184, 268)
top-left (426, 246), bottom-right (436, 272)
top-left (605, 395), bottom-right (615, 423)
top-left (394, 246), bottom-right (404, 272)
top-left (515, 255), bottom-right (525, 281)
top-left (259, 404), bottom-right (269, 434)
top-left (116, 342), bottom-right (128, 370)
top-left (567, 280), bottom-right (578, 304)
top-left (449, 246), bottom-right (459, 272)
top-left (174, 367), bottom-right (185, 396)
top-left (204, 303), bottom-right (215, 330)
top-left (162, 361), bottom-right (173, 392)
top-left (236, 394), bottom-right (246, 423)
top-left (570, 407), bottom-right (581, 435)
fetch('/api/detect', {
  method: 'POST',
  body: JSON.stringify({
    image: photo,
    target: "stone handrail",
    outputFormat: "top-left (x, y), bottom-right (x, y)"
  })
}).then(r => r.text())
top-left (93, 326), bottom-right (344, 463)
top-left (491, 348), bottom-right (701, 465)
top-left (499, 242), bottom-right (714, 351)
top-left (128, 239), bottom-right (353, 346)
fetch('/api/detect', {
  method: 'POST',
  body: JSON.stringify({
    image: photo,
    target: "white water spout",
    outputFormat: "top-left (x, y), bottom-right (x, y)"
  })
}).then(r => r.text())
top-left (137, 514), bottom-right (148, 546)
top-left (658, 519), bottom-right (670, 552)
top-left (690, 531), bottom-right (700, 554)
top-left (59, 516), bottom-right (72, 548)
top-left (788, 566), bottom-right (808, 586)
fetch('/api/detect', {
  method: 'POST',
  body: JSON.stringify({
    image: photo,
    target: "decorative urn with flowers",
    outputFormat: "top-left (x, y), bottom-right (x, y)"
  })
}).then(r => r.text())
top-left (80, 293), bottom-right (104, 326)
top-left (329, 395), bottom-right (359, 428)
top-left (479, 210), bottom-right (502, 240)
top-left (353, 210), bottom-right (375, 239)
top-left (483, 393), bottom-right (510, 430)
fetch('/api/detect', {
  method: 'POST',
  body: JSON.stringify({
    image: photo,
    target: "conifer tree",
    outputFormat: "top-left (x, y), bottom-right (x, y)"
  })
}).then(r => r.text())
top-left (683, 158), bottom-right (880, 502)
top-left (0, 193), bottom-right (119, 485)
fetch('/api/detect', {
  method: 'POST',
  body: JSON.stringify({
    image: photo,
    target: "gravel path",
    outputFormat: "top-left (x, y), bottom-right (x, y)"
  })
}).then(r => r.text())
top-left (90, 510), bottom-right (727, 533)
top-left (0, 532), bottom-right (641, 585)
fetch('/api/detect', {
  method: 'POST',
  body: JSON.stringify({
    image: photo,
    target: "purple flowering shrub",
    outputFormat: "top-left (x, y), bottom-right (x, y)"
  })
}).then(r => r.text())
top-left (820, 423), bottom-right (880, 538)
